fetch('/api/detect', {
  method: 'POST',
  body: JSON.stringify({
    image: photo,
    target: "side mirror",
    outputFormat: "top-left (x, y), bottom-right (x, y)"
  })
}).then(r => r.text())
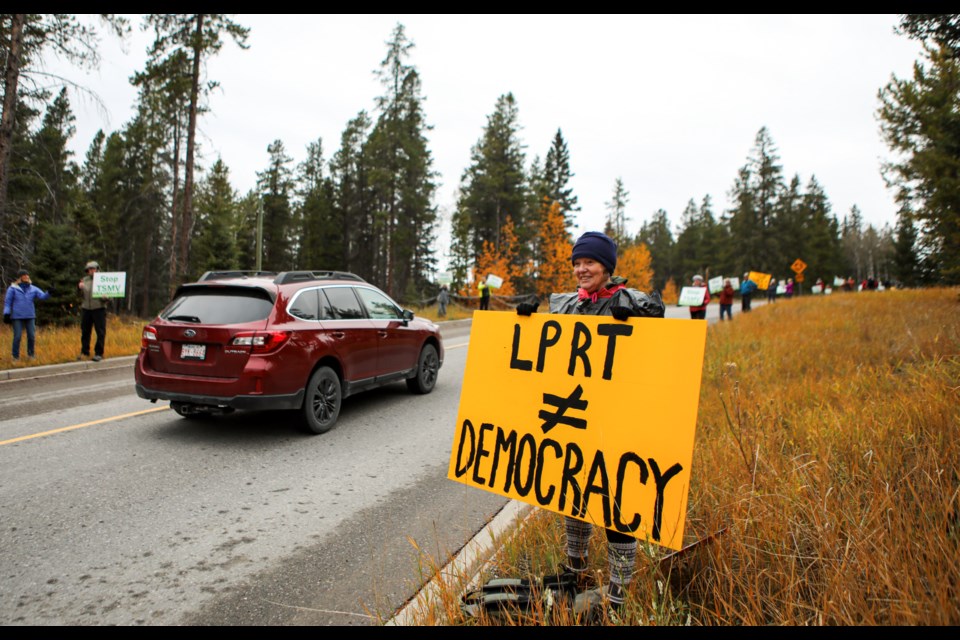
top-left (402, 309), bottom-right (414, 324)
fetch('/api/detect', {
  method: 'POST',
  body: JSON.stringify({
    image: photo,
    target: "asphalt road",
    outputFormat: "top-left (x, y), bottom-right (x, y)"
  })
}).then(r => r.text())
top-left (0, 320), bottom-right (512, 626)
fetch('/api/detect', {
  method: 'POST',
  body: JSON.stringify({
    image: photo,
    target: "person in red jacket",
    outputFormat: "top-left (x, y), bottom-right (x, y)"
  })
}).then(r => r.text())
top-left (689, 274), bottom-right (710, 320)
top-left (718, 278), bottom-right (735, 321)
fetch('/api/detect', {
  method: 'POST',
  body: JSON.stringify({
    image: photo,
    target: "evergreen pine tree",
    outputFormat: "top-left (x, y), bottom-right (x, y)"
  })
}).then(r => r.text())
top-left (256, 139), bottom-right (295, 270)
top-left (451, 93), bottom-right (529, 281)
top-left (192, 158), bottom-right (238, 279)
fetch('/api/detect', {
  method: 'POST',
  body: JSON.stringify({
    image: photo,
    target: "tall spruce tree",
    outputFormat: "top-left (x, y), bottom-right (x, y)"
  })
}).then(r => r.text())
top-left (727, 127), bottom-right (786, 274)
top-left (637, 208), bottom-right (675, 291)
top-left (142, 14), bottom-right (248, 285)
top-left (799, 176), bottom-right (844, 286)
top-left (878, 40), bottom-right (960, 283)
top-left (892, 206), bottom-right (922, 285)
top-left (131, 50), bottom-right (193, 291)
top-left (296, 138), bottom-right (339, 271)
top-left (256, 139), bottom-right (295, 270)
top-left (450, 93), bottom-right (529, 284)
top-left (191, 157), bottom-right (238, 279)
top-left (365, 23), bottom-right (438, 300)
top-left (0, 14), bottom-right (127, 282)
top-left (542, 128), bottom-right (579, 230)
top-left (675, 197), bottom-right (719, 281)
top-left (330, 111), bottom-right (372, 277)
top-left (603, 177), bottom-right (630, 248)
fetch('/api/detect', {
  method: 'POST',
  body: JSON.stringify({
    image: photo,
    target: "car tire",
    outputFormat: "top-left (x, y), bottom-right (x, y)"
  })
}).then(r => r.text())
top-left (406, 343), bottom-right (439, 395)
top-left (303, 366), bottom-right (342, 434)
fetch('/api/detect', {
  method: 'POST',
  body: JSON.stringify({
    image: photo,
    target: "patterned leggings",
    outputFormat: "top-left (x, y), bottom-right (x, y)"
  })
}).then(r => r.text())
top-left (565, 517), bottom-right (636, 602)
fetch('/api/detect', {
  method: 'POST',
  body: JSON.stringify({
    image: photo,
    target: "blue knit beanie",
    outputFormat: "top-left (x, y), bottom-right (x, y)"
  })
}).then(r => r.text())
top-left (571, 231), bottom-right (617, 273)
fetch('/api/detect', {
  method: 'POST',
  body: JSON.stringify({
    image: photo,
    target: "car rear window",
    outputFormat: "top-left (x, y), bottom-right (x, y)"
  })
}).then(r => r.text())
top-left (161, 287), bottom-right (275, 324)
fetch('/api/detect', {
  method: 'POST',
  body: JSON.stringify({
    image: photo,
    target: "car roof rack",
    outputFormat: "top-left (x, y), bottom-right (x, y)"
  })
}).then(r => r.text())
top-left (198, 270), bottom-right (278, 281)
top-left (273, 271), bottom-right (367, 285)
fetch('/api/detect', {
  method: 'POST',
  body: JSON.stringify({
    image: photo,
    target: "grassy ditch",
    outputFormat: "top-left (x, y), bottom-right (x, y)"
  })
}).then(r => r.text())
top-left (405, 287), bottom-right (960, 626)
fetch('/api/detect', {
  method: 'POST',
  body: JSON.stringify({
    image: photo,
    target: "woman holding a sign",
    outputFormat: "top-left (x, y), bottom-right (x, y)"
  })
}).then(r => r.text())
top-left (688, 275), bottom-right (710, 320)
top-left (78, 260), bottom-right (109, 362)
top-left (516, 231), bottom-right (665, 617)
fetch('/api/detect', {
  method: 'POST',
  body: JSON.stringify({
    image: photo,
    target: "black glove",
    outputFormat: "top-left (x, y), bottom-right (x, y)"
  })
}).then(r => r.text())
top-left (515, 300), bottom-right (539, 316)
top-left (3, 313), bottom-right (10, 324)
top-left (46, 287), bottom-right (54, 296)
top-left (610, 305), bottom-right (635, 321)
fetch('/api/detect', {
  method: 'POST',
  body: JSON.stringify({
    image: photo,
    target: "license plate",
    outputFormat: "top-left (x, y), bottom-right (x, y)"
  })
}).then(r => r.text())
top-left (181, 343), bottom-right (206, 360)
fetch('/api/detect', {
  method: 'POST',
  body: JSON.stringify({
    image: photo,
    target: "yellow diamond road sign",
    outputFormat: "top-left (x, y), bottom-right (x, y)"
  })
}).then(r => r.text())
top-left (791, 259), bottom-right (807, 274)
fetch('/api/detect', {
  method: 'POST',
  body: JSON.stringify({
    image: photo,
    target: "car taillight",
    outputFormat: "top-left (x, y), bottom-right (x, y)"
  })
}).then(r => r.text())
top-left (231, 331), bottom-right (290, 353)
top-left (141, 326), bottom-right (158, 349)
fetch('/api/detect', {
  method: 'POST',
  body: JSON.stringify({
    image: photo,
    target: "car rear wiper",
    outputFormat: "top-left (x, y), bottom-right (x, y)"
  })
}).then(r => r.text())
top-left (167, 315), bottom-right (202, 323)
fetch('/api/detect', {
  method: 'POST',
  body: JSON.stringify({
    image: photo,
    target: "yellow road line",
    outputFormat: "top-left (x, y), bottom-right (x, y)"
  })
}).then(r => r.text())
top-left (0, 406), bottom-right (170, 447)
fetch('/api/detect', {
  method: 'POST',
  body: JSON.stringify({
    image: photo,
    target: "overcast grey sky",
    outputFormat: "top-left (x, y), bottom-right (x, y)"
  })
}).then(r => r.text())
top-left (45, 14), bottom-right (924, 265)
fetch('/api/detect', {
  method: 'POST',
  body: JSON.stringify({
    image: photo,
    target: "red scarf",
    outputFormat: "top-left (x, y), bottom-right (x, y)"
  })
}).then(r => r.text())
top-left (577, 283), bottom-right (625, 304)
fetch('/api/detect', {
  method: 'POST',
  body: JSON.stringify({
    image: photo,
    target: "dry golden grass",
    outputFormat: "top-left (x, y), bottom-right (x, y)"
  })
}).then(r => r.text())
top-left (409, 287), bottom-right (960, 626)
top-left (0, 314), bottom-right (146, 368)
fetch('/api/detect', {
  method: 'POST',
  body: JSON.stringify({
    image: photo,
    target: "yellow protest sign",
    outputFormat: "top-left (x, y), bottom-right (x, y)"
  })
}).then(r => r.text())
top-left (747, 271), bottom-right (772, 291)
top-left (447, 311), bottom-right (707, 551)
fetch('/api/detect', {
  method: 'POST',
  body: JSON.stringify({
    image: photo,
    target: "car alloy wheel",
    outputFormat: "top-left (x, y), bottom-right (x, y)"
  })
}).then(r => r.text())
top-left (304, 366), bottom-right (342, 434)
top-left (407, 343), bottom-right (439, 394)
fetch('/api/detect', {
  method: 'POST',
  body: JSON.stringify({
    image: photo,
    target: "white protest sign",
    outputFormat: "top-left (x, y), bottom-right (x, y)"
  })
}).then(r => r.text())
top-left (485, 274), bottom-right (504, 289)
top-left (811, 285), bottom-right (823, 294)
top-left (825, 288), bottom-right (833, 295)
top-left (708, 276), bottom-right (724, 294)
top-left (92, 272), bottom-right (126, 298)
top-left (728, 277), bottom-right (740, 291)
top-left (678, 286), bottom-right (707, 306)
top-left (833, 277), bottom-right (845, 287)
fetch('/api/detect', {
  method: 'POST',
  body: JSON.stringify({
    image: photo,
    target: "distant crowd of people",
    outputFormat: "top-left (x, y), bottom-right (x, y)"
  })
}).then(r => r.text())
top-left (685, 271), bottom-right (888, 323)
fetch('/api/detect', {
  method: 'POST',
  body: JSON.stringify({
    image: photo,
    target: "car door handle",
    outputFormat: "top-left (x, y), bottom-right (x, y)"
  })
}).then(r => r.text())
top-left (378, 331), bottom-right (387, 338)
top-left (331, 331), bottom-right (345, 339)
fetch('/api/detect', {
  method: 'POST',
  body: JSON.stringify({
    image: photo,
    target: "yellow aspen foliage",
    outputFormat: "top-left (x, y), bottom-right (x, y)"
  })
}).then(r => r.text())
top-left (536, 200), bottom-right (573, 299)
top-left (661, 277), bottom-right (679, 305)
top-left (470, 217), bottom-right (520, 297)
top-left (617, 242), bottom-right (654, 292)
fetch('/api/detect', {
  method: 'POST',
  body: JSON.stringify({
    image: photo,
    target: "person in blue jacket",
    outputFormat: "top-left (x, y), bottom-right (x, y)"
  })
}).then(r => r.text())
top-left (740, 272), bottom-right (758, 312)
top-left (3, 268), bottom-right (52, 361)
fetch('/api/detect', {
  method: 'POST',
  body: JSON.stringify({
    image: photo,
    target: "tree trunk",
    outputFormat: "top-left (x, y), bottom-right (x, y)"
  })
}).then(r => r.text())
top-left (0, 14), bottom-right (25, 280)
top-left (168, 121), bottom-right (181, 295)
top-left (180, 13), bottom-right (204, 286)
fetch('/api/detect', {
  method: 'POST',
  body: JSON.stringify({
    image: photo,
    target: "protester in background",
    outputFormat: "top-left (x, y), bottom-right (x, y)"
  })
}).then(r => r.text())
top-left (689, 274), bottom-right (710, 320)
top-left (719, 278), bottom-right (735, 320)
top-left (478, 276), bottom-right (491, 311)
top-left (785, 278), bottom-right (794, 299)
top-left (78, 260), bottom-right (109, 362)
top-left (515, 230), bottom-right (664, 618)
top-left (3, 268), bottom-right (52, 361)
top-left (740, 273), bottom-right (757, 312)
top-left (437, 284), bottom-right (450, 317)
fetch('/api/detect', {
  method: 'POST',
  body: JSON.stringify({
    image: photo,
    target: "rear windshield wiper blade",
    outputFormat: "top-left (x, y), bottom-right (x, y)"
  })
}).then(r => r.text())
top-left (166, 315), bottom-right (202, 323)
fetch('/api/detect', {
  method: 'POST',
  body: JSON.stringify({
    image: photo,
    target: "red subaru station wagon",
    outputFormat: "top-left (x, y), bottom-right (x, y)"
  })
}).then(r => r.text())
top-left (134, 270), bottom-right (444, 434)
